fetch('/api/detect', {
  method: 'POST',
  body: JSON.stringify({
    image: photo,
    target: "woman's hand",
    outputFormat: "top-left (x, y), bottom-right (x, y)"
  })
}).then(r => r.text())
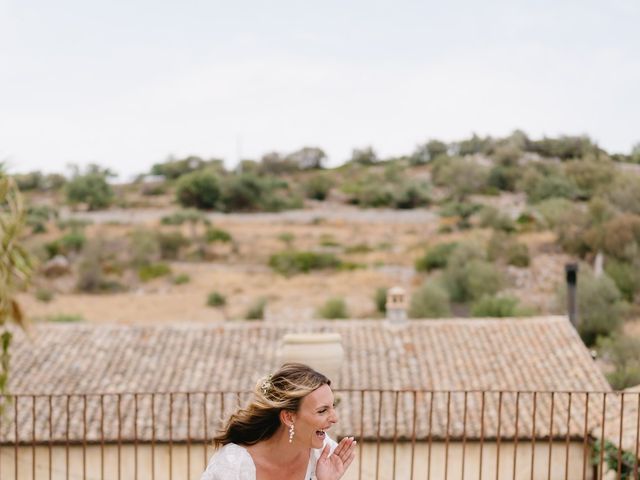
top-left (316, 436), bottom-right (357, 480)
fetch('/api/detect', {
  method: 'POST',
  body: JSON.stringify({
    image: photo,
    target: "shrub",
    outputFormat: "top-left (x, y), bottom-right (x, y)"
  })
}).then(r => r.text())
top-left (268, 251), bottom-right (341, 275)
top-left (303, 173), bottom-right (333, 200)
top-left (487, 232), bottom-right (530, 267)
top-left (150, 156), bottom-right (212, 179)
top-left (409, 282), bottom-right (451, 318)
top-left (245, 298), bottom-right (267, 320)
top-left (600, 214), bottom-right (640, 261)
top-left (597, 335), bottom-right (640, 390)
top-left (564, 159), bottom-right (614, 199)
top-left (277, 232), bottom-right (295, 248)
top-left (374, 287), bottom-right (388, 313)
top-left (559, 271), bottom-right (623, 346)
top-left (345, 244), bottom-right (373, 255)
top-left (317, 297), bottom-right (349, 319)
top-left (411, 139), bottom-right (448, 165)
top-left (35, 288), bottom-right (54, 303)
top-left (205, 228), bottom-right (233, 243)
top-left (138, 263), bottom-right (171, 282)
top-left (65, 164), bottom-right (114, 210)
top-left (319, 234), bottom-right (340, 247)
top-left (349, 147), bottom-right (378, 165)
top-left (525, 174), bottom-right (579, 204)
top-left (487, 165), bottom-right (520, 192)
top-left (129, 229), bottom-right (160, 267)
top-left (171, 273), bottom-right (190, 285)
top-left (46, 313), bottom-right (84, 323)
top-left (535, 198), bottom-right (579, 229)
top-left (157, 231), bottom-right (190, 260)
top-left (392, 180), bottom-right (431, 209)
top-left (415, 242), bottom-right (458, 272)
top-left (478, 206), bottom-right (516, 232)
top-left (607, 175), bottom-right (640, 215)
top-left (432, 157), bottom-right (489, 200)
top-left (439, 201), bottom-right (483, 230)
top-left (57, 218), bottom-right (92, 230)
top-left (175, 170), bottom-right (221, 209)
top-left (528, 135), bottom-right (598, 160)
top-left (206, 291), bottom-right (227, 307)
top-left (604, 259), bottom-right (640, 302)
top-left (471, 294), bottom-right (520, 317)
top-left (285, 147), bottom-right (327, 170)
top-left (442, 244), bottom-right (502, 302)
top-left (60, 230), bottom-right (86, 253)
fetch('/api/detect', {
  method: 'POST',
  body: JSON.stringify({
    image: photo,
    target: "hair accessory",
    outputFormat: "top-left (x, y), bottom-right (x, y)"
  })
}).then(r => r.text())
top-left (288, 423), bottom-right (295, 443)
top-left (260, 374), bottom-right (273, 396)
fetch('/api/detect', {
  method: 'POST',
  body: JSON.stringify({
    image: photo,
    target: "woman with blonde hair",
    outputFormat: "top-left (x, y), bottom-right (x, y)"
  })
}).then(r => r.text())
top-left (200, 363), bottom-right (356, 480)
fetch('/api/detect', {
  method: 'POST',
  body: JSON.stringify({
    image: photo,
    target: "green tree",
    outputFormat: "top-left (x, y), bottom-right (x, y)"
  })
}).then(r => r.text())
top-left (285, 147), bottom-right (327, 170)
top-left (349, 147), bottom-right (378, 165)
top-left (0, 173), bottom-right (34, 398)
top-left (175, 170), bottom-right (221, 209)
top-left (65, 164), bottom-right (115, 210)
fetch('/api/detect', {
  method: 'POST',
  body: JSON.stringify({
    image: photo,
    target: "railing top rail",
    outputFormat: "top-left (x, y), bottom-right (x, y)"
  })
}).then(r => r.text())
top-left (5, 388), bottom-right (628, 397)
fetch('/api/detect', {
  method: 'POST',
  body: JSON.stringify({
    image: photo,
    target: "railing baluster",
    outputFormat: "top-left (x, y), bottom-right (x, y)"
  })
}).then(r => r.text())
top-left (410, 391), bottom-right (417, 480)
top-left (203, 393), bottom-right (208, 470)
top-left (134, 393), bottom-right (139, 480)
top-left (32, 395), bottom-right (36, 480)
top-left (375, 391), bottom-right (382, 480)
top-left (564, 392), bottom-right (572, 480)
top-left (427, 391), bottom-right (433, 480)
top-left (49, 395), bottom-right (53, 480)
top-left (444, 391), bottom-right (451, 480)
top-left (513, 392), bottom-right (520, 480)
top-left (358, 391), bottom-right (364, 480)
top-left (547, 391), bottom-right (554, 480)
top-left (169, 393), bottom-right (174, 480)
top-left (392, 391), bottom-right (399, 480)
top-left (118, 393), bottom-right (122, 480)
top-left (479, 391), bottom-right (485, 480)
top-left (495, 391), bottom-right (502, 480)
top-left (635, 393), bottom-right (640, 480)
top-left (100, 395), bottom-right (105, 480)
top-left (152, 393), bottom-right (156, 480)
top-left (582, 393), bottom-right (589, 480)
top-left (530, 391), bottom-right (537, 480)
top-left (461, 391), bottom-right (468, 480)
top-left (83, 395), bottom-right (87, 480)
top-left (14, 395), bottom-right (19, 480)
top-left (65, 395), bottom-right (70, 480)
top-left (617, 392), bottom-right (624, 480)
top-left (187, 393), bottom-right (192, 480)
top-left (599, 393), bottom-right (606, 480)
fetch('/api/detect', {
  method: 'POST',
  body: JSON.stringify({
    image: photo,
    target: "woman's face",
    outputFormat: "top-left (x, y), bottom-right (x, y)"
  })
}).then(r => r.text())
top-left (293, 384), bottom-right (338, 449)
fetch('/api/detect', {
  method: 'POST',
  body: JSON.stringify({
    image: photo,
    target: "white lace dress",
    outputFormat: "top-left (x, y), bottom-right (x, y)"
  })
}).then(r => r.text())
top-left (200, 436), bottom-right (338, 480)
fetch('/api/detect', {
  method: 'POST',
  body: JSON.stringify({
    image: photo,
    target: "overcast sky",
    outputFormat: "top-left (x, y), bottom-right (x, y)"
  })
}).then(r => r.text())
top-left (2, 0), bottom-right (639, 180)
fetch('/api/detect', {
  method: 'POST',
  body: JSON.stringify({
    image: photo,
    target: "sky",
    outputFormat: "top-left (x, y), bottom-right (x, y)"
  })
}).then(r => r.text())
top-left (1, 0), bottom-right (639, 181)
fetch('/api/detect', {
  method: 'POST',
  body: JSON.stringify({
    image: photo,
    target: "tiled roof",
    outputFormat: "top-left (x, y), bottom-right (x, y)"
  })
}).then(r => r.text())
top-left (2, 316), bottom-right (611, 444)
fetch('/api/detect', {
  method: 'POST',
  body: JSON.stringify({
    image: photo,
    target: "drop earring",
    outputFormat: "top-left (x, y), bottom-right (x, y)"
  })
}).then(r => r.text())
top-left (289, 423), bottom-right (295, 443)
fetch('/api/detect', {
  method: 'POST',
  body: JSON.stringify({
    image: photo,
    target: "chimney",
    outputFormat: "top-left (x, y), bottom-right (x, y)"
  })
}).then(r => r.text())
top-left (565, 263), bottom-right (579, 327)
top-left (276, 333), bottom-right (344, 387)
top-left (386, 286), bottom-right (408, 324)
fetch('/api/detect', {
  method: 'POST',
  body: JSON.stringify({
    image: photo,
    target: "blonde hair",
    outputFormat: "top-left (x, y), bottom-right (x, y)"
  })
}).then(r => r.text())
top-left (213, 363), bottom-right (330, 448)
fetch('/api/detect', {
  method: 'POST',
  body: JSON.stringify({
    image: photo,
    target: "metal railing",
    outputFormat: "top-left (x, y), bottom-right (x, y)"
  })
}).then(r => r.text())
top-left (0, 390), bottom-right (638, 479)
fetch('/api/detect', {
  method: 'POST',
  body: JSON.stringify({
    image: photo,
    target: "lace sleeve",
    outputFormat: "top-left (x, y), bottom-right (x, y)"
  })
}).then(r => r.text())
top-left (200, 444), bottom-right (256, 480)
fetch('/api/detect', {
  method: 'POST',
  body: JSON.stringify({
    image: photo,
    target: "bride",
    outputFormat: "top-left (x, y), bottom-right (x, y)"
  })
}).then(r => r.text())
top-left (200, 363), bottom-right (357, 480)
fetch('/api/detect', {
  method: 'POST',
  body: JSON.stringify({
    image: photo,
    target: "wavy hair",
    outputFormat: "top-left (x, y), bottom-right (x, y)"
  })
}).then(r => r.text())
top-left (213, 363), bottom-right (330, 448)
